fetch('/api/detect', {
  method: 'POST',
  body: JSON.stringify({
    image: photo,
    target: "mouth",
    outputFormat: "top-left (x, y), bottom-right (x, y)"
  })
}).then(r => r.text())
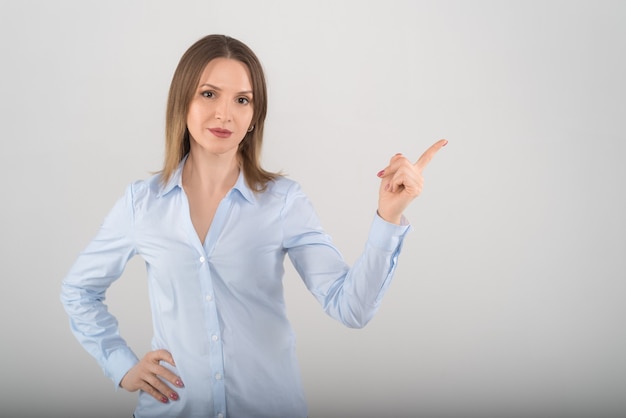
top-left (208, 128), bottom-right (233, 138)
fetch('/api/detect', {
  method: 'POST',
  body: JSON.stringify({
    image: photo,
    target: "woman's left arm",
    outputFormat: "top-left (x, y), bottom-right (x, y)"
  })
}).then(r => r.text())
top-left (283, 139), bottom-right (447, 328)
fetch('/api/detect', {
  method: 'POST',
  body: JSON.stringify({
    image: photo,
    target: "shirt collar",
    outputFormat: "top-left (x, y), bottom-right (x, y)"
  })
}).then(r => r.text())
top-left (157, 155), bottom-right (257, 205)
top-left (231, 169), bottom-right (257, 205)
top-left (157, 158), bottom-right (185, 198)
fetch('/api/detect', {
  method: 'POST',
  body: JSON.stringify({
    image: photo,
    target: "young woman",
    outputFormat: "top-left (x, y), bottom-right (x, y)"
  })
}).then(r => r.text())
top-left (61, 34), bottom-right (446, 418)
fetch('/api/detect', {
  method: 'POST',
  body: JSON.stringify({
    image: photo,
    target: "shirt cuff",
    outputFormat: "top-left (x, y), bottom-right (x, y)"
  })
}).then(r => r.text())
top-left (368, 212), bottom-right (411, 252)
top-left (104, 347), bottom-right (140, 389)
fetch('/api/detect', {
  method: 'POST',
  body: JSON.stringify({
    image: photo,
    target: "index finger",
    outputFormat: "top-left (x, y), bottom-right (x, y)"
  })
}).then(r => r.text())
top-left (151, 350), bottom-right (184, 387)
top-left (414, 139), bottom-right (448, 172)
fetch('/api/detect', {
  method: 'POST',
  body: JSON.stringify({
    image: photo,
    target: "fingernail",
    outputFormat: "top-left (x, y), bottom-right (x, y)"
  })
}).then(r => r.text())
top-left (170, 392), bottom-right (179, 400)
top-left (385, 183), bottom-right (390, 191)
top-left (176, 379), bottom-right (184, 387)
top-left (395, 153), bottom-right (402, 156)
top-left (377, 170), bottom-right (385, 177)
top-left (443, 140), bottom-right (448, 146)
top-left (161, 396), bottom-right (169, 403)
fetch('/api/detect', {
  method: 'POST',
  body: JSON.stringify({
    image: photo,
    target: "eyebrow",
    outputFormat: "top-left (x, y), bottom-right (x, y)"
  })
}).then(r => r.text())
top-left (199, 83), bottom-right (253, 95)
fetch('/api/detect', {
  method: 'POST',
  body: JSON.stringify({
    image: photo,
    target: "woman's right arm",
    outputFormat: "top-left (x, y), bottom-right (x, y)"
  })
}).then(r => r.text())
top-left (61, 183), bottom-right (184, 403)
top-left (60, 184), bottom-right (140, 387)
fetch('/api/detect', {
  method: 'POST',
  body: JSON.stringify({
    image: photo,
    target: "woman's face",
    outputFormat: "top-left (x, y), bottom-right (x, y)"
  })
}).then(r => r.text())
top-left (186, 58), bottom-right (254, 157)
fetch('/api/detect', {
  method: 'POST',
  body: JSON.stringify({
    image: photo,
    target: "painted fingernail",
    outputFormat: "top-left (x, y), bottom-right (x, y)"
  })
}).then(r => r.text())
top-left (176, 379), bottom-right (184, 387)
top-left (161, 396), bottom-right (169, 403)
top-left (377, 170), bottom-right (385, 177)
top-left (170, 392), bottom-right (179, 400)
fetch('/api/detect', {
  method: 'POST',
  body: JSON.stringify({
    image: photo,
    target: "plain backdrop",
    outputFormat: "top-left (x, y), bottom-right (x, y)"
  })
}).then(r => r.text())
top-left (1, 1), bottom-right (625, 417)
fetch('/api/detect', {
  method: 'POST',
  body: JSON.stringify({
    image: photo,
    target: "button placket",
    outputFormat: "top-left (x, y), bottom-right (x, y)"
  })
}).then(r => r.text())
top-left (199, 256), bottom-right (226, 417)
top-left (197, 196), bottom-right (235, 418)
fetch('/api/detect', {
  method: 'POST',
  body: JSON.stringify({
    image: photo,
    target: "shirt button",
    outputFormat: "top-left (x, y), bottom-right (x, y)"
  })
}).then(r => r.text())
top-left (212, 334), bottom-right (219, 342)
top-left (199, 256), bottom-right (205, 263)
top-left (217, 414), bottom-right (224, 418)
top-left (205, 295), bottom-right (213, 302)
top-left (215, 372), bottom-right (222, 380)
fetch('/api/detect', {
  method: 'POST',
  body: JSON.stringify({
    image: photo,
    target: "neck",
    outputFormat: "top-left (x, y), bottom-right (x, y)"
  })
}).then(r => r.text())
top-left (183, 148), bottom-right (240, 193)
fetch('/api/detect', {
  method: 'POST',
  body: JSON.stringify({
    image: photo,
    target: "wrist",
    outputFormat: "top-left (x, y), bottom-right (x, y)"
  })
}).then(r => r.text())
top-left (376, 209), bottom-right (402, 225)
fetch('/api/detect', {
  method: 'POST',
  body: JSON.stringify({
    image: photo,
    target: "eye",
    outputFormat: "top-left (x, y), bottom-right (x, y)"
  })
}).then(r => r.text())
top-left (237, 97), bottom-right (250, 105)
top-left (201, 91), bottom-right (215, 98)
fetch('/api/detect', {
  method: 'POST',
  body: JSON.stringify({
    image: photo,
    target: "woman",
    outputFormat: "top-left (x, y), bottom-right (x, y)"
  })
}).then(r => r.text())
top-left (61, 34), bottom-right (446, 418)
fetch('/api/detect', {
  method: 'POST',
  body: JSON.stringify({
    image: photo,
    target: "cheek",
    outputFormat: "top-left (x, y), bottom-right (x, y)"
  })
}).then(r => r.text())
top-left (242, 109), bottom-right (254, 127)
top-left (187, 102), bottom-right (199, 118)
top-left (186, 104), bottom-right (204, 128)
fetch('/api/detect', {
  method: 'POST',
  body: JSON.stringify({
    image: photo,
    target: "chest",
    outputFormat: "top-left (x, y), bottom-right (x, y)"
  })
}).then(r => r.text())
top-left (133, 192), bottom-right (285, 272)
top-left (186, 189), bottom-right (223, 245)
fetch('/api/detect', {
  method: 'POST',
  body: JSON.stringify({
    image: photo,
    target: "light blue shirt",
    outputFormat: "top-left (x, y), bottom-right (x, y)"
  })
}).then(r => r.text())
top-left (61, 159), bottom-right (410, 418)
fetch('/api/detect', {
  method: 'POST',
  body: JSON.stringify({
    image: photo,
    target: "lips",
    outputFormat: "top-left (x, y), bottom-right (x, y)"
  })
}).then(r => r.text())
top-left (208, 128), bottom-right (233, 138)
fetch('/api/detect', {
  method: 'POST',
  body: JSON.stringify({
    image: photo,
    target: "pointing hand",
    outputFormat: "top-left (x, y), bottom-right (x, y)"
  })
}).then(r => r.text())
top-left (377, 139), bottom-right (448, 224)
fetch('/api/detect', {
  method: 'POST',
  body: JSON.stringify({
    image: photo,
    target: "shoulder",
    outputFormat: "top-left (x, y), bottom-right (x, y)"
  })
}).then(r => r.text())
top-left (259, 176), bottom-right (317, 215)
top-left (127, 172), bottom-right (161, 197)
top-left (248, 175), bottom-right (306, 210)
top-left (263, 175), bottom-right (303, 199)
top-left (122, 172), bottom-right (165, 214)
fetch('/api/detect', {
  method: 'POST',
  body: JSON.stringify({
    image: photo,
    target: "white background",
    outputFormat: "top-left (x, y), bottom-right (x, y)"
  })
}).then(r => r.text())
top-left (1, 1), bottom-right (625, 417)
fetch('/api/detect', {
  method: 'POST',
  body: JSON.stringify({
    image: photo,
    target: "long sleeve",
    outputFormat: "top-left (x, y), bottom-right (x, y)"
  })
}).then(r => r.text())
top-left (60, 184), bottom-right (139, 387)
top-left (281, 182), bottom-right (410, 328)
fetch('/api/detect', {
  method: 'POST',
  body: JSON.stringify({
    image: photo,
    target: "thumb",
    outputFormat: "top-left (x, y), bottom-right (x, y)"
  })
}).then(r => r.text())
top-left (152, 349), bottom-right (176, 367)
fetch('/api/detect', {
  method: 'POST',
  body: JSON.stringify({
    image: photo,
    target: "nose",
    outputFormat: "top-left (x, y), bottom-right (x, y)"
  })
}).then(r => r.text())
top-left (214, 98), bottom-right (232, 122)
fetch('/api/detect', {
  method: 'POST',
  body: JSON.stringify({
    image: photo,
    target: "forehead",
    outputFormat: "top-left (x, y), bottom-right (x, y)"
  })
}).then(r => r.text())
top-left (198, 58), bottom-right (252, 90)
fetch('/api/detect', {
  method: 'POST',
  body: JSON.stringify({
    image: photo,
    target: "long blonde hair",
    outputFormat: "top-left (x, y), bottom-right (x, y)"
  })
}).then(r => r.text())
top-left (161, 34), bottom-right (277, 191)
